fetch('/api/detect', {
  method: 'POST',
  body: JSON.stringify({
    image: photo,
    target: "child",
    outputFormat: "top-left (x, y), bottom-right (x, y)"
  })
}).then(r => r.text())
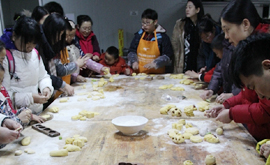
top-left (39, 14), bottom-right (74, 100)
top-left (206, 33), bottom-right (270, 142)
top-left (99, 46), bottom-right (132, 75)
top-left (185, 33), bottom-right (224, 83)
top-left (128, 8), bottom-right (173, 74)
top-left (66, 19), bottom-right (109, 79)
top-left (0, 114), bottom-right (22, 149)
top-left (0, 16), bottom-right (54, 117)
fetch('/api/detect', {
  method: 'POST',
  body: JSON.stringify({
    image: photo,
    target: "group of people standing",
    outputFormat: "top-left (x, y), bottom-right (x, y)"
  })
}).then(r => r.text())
top-left (0, 0), bottom-right (270, 164)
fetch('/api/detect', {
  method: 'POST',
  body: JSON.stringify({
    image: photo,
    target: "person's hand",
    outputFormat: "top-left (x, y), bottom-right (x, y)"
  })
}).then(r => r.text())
top-left (200, 90), bottom-right (214, 100)
top-left (100, 67), bottom-right (110, 75)
top-left (92, 55), bottom-right (100, 61)
top-left (62, 84), bottom-right (74, 96)
top-left (185, 70), bottom-right (199, 79)
top-left (199, 66), bottom-right (207, 74)
top-left (42, 87), bottom-right (51, 100)
top-left (260, 143), bottom-right (270, 159)
top-left (76, 75), bottom-right (87, 82)
top-left (32, 114), bottom-right (45, 123)
top-left (76, 55), bottom-right (89, 68)
top-left (125, 68), bottom-right (131, 76)
top-left (85, 53), bottom-right (93, 59)
top-left (17, 109), bottom-right (31, 124)
top-left (2, 119), bottom-right (22, 137)
top-left (0, 127), bottom-right (20, 144)
top-left (32, 93), bottom-right (48, 104)
top-left (204, 105), bottom-right (225, 118)
top-left (216, 93), bottom-right (234, 104)
top-left (144, 62), bottom-right (156, 69)
top-left (216, 109), bottom-right (232, 123)
top-left (132, 62), bottom-right (138, 70)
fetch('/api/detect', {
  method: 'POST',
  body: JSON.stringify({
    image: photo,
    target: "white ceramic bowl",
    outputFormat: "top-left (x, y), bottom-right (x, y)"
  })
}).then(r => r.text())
top-left (112, 115), bottom-right (148, 135)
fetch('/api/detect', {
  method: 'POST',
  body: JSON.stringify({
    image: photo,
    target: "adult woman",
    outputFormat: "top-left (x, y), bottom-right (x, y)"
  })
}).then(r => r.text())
top-left (171, 0), bottom-right (204, 73)
top-left (205, 0), bottom-right (270, 142)
top-left (127, 8), bottom-right (173, 74)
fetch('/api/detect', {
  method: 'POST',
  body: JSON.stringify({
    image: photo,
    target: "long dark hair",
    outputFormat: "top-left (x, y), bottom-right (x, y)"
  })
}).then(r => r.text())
top-left (184, 0), bottom-right (204, 36)
top-left (13, 16), bottom-right (41, 52)
top-left (221, 0), bottom-right (261, 28)
top-left (42, 13), bottom-right (66, 57)
top-left (31, 6), bottom-right (49, 23)
top-left (198, 14), bottom-right (219, 34)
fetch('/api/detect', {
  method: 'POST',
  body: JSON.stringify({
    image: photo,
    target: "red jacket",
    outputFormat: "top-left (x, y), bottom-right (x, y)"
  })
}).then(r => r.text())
top-left (200, 66), bottom-right (216, 83)
top-left (99, 53), bottom-right (133, 75)
top-left (223, 87), bottom-right (270, 141)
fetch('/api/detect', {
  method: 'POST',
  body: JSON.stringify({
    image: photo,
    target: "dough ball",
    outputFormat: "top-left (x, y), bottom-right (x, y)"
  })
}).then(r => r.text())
top-left (41, 114), bottom-right (51, 120)
top-left (170, 74), bottom-right (184, 79)
top-left (73, 139), bottom-right (84, 148)
top-left (15, 150), bottom-right (23, 156)
top-left (65, 137), bottom-right (75, 144)
top-left (170, 108), bottom-right (182, 117)
top-left (185, 127), bottom-right (199, 135)
top-left (77, 98), bottom-right (87, 102)
top-left (216, 127), bottom-right (223, 135)
top-left (204, 134), bottom-right (219, 143)
top-left (160, 104), bottom-right (176, 114)
top-left (79, 116), bottom-right (86, 121)
top-left (167, 129), bottom-right (179, 138)
top-left (172, 123), bottom-right (183, 130)
top-left (197, 101), bottom-right (210, 112)
top-left (59, 98), bottom-right (69, 103)
top-left (71, 115), bottom-right (82, 121)
top-left (48, 106), bottom-right (59, 113)
top-left (170, 87), bottom-right (185, 91)
top-left (171, 134), bottom-right (185, 144)
top-left (185, 123), bottom-right (193, 128)
top-left (50, 149), bottom-right (68, 157)
top-left (184, 105), bottom-right (196, 117)
top-left (132, 73), bottom-right (137, 76)
top-left (159, 84), bottom-right (174, 89)
top-left (266, 141), bottom-right (270, 145)
top-left (21, 136), bottom-right (31, 146)
top-left (183, 160), bottom-right (193, 165)
top-left (24, 148), bottom-right (35, 154)
top-left (182, 132), bottom-right (193, 139)
top-left (64, 144), bottom-right (81, 152)
top-left (178, 119), bottom-right (186, 125)
top-left (190, 135), bottom-right (203, 143)
top-left (205, 154), bottom-right (216, 165)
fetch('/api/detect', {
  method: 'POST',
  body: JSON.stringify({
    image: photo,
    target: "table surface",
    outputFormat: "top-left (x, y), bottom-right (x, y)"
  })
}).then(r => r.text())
top-left (0, 75), bottom-right (265, 165)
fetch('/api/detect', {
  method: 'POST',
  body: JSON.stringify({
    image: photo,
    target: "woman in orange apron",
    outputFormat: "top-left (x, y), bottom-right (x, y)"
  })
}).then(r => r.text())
top-left (127, 8), bottom-right (173, 74)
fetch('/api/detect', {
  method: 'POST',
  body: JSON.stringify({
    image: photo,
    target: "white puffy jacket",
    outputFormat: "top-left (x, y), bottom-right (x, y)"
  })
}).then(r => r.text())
top-left (2, 49), bottom-right (54, 114)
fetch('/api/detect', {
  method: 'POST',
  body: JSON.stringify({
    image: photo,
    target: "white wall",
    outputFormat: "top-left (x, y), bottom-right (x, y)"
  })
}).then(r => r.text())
top-left (1, 0), bottom-right (268, 52)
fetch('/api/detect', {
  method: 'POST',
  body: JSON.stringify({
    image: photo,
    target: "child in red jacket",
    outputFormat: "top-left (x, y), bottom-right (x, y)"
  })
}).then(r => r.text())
top-left (206, 33), bottom-right (270, 141)
top-left (99, 46), bottom-right (133, 75)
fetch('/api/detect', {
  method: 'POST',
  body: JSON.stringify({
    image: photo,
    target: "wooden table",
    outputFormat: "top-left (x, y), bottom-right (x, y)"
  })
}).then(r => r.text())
top-left (0, 75), bottom-right (265, 165)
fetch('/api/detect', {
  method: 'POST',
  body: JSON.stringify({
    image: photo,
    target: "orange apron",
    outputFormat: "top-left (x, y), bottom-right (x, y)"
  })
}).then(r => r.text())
top-left (137, 31), bottom-right (165, 73)
top-left (54, 48), bottom-right (71, 99)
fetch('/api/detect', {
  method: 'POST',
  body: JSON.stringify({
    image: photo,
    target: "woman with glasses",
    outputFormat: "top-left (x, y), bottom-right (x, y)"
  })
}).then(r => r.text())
top-left (127, 8), bottom-right (173, 74)
top-left (171, 0), bottom-right (204, 73)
